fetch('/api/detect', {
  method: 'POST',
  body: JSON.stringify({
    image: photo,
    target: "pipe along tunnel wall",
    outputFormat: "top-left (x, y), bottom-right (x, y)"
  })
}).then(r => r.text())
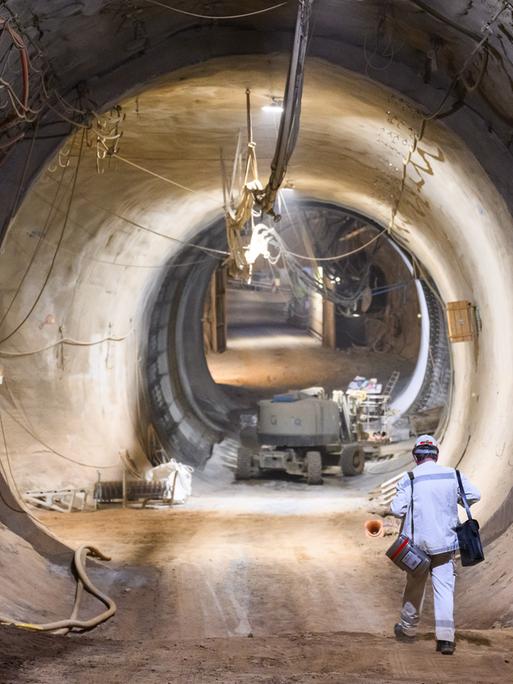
top-left (0, 56), bottom-right (513, 628)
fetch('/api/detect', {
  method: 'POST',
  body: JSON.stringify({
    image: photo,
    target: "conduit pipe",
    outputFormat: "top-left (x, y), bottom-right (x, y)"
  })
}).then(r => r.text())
top-left (364, 519), bottom-right (385, 538)
top-left (0, 544), bottom-right (116, 634)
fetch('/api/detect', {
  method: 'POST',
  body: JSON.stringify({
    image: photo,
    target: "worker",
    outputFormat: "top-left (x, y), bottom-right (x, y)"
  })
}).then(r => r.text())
top-left (390, 434), bottom-right (480, 655)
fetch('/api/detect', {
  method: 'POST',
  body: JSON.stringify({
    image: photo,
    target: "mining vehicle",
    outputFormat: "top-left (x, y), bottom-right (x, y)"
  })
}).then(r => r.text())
top-left (235, 388), bottom-right (366, 485)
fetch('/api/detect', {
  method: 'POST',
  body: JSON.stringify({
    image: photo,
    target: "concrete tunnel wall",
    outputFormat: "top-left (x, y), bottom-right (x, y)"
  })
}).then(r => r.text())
top-left (1, 47), bottom-right (513, 620)
top-left (0, 56), bottom-right (512, 520)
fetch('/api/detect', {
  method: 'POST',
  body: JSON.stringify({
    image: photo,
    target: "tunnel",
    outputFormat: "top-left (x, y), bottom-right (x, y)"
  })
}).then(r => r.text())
top-left (1, 1), bottom-right (513, 681)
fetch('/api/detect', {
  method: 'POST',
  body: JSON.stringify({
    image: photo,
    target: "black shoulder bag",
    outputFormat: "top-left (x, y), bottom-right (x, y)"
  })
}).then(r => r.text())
top-left (455, 469), bottom-right (484, 567)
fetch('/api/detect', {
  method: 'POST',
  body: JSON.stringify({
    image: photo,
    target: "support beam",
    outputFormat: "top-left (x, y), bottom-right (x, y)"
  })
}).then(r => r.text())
top-left (322, 277), bottom-right (336, 349)
top-left (205, 266), bottom-right (228, 354)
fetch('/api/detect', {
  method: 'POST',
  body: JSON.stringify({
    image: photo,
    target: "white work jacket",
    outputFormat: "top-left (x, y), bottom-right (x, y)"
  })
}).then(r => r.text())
top-left (390, 460), bottom-right (481, 555)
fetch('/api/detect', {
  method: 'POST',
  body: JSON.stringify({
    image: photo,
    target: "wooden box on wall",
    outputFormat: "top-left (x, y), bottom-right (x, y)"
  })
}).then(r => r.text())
top-left (446, 301), bottom-right (474, 342)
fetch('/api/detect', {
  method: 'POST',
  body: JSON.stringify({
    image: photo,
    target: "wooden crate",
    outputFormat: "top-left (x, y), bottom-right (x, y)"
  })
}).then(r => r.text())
top-left (446, 300), bottom-right (474, 342)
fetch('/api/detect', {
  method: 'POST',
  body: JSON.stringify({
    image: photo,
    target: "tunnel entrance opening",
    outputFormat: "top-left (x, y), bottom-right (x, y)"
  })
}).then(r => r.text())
top-left (144, 202), bottom-right (453, 483)
top-left (146, 198), bottom-right (451, 484)
top-left (203, 203), bottom-right (421, 428)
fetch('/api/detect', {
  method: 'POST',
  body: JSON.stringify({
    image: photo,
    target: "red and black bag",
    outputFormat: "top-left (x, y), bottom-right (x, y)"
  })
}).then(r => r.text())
top-left (386, 472), bottom-right (431, 576)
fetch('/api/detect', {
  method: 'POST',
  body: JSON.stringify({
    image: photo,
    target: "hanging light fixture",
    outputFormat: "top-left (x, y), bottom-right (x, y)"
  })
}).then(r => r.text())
top-left (261, 96), bottom-right (284, 113)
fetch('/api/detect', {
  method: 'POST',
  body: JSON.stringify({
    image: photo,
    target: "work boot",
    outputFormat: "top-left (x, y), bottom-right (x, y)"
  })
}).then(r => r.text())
top-left (436, 640), bottom-right (455, 655)
top-left (394, 623), bottom-right (415, 643)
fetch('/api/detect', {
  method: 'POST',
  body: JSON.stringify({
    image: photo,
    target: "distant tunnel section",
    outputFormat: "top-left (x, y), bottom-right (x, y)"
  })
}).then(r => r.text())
top-left (146, 203), bottom-right (451, 469)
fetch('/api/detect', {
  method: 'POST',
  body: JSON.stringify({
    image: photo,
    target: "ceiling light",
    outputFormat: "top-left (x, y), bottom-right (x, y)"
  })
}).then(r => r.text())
top-left (244, 222), bottom-right (272, 267)
top-left (262, 97), bottom-right (284, 113)
top-left (261, 105), bottom-right (284, 113)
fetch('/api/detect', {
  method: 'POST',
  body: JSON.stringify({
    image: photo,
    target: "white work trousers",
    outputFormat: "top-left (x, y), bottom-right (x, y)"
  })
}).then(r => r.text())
top-left (399, 552), bottom-right (456, 642)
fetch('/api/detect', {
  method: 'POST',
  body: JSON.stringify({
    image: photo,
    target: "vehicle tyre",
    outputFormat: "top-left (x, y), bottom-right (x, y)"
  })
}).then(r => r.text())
top-left (306, 450), bottom-right (323, 485)
top-left (341, 446), bottom-right (365, 476)
top-left (235, 448), bottom-right (253, 480)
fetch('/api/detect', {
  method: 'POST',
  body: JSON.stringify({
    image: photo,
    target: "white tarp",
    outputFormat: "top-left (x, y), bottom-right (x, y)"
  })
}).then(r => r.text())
top-left (145, 459), bottom-right (194, 504)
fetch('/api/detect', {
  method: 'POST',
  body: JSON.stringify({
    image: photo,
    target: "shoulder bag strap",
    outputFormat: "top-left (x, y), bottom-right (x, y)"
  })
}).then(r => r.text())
top-left (456, 469), bottom-right (473, 521)
top-left (408, 471), bottom-right (414, 542)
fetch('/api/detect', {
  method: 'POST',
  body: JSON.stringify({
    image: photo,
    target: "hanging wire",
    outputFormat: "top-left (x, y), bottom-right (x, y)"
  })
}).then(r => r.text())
top-left (40, 171), bottom-right (230, 257)
top-left (0, 15), bottom-right (128, 167)
top-left (0, 405), bottom-right (67, 536)
top-left (251, 220), bottom-right (381, 315)
top-left (281, 228), bottom-right (387, 261)
top-left (17, 220), bottom-right (218, 270)
top-left (144, 1), bottom-right (289, 20)
top-left (259, 0), bottom-right (314, 215)
top-left (0, 408), bottom-right (29, 514)
top-left (0, 130), bottom-right (86, 346)
top-left (387, 2), bottom-right (506, 233)
top-left (109, 150), bottom-right (221, 205)
top-left (0, 330), bottom-right (133, 358)
top-left (0, 143), bottom-right (69, 332)
top-left (0, 403), bottom-right (119, 470)
top-left (423, 1), bottom-right (509, 124)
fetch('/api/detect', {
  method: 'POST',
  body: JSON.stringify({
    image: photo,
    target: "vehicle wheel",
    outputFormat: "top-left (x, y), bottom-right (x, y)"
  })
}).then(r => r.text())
top-left (235, 448), bottom-right (253, 480)
top-left (306, 451), bottom-right (323, 485)
top-left (341, 446), bottom-right (365, 476)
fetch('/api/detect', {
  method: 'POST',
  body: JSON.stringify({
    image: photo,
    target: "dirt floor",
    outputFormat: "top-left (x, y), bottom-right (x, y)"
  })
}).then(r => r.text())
top-left (2, 623), bottom-right (513, 684)
top-left (206, 289), bottom-right (415, 406)
top-left (1, 503), bottom-right (512, 683)
top-left (208, 325), bottom-right (413, 405)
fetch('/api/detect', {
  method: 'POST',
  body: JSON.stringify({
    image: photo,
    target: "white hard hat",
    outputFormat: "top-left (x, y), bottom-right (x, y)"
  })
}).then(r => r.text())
top-left (414, 434), bottom-right (438, 449)
top-left (412, 434), bottom-right (439, 462)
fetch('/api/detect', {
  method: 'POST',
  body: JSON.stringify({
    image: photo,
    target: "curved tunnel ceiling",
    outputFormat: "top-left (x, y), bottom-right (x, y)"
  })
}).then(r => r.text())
top-left (1, 0), bottom-right (513, 610)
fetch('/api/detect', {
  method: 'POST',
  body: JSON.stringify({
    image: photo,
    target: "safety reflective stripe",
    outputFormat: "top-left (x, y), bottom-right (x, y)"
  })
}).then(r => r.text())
top-left (427, 543), bottom-right (458, 554)
top-left (435, 620), bottom-right (455, 627)
top-left (407, 473), bottom-right (455, 485)
top-left (391, 537), bottom-right (409, 560)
